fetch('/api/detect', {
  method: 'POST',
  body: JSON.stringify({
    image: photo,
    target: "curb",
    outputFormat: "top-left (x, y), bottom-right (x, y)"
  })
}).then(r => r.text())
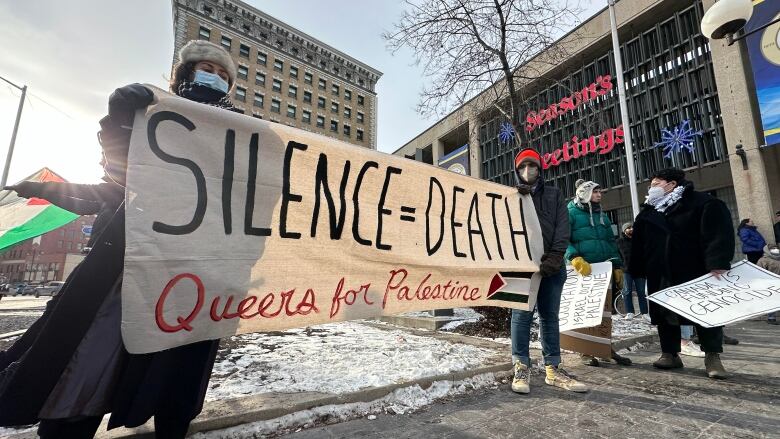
top-left (0, 330), bottom-right (26, 340)
top-left (613, 333), bottom-right (659, 351)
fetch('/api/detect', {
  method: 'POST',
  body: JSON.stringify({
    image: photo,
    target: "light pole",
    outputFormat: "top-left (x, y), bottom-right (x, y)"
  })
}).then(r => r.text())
top-left (0, 75), bottom-right (27, 188)
top-left (608, 0), bottom-right (641, 219)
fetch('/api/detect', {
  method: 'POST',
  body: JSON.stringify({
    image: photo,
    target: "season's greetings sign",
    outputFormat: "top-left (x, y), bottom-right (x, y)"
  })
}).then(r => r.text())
top-left (648, 261), bottom-right (780, 328)
top-left (121, 87), bottom-right (544, 354)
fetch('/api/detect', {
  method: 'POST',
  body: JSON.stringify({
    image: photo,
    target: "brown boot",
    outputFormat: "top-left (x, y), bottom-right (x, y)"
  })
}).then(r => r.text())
top-left (653, 353), bottom-right (683, 369)
top-left (705, 353), bottom-right (728, 379)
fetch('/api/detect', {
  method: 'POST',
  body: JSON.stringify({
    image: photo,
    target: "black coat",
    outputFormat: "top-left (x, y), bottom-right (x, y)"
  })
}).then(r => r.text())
top-left (530, 181), bottom-right (570, 256)
top-left (617, 235), bottom-right (632, 270)
top-left (629, 183), bottom-right (734, 325)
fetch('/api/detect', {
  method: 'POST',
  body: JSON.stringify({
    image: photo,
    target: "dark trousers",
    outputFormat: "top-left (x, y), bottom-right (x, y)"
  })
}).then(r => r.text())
top-left (38, 416), bottom-right (103, 439)
top-left (746, 252), bottom-right (763, 264)
top-left (153, 415), bottom-right (192, 439)
top-left (658, 323), bottom-right (723, 354)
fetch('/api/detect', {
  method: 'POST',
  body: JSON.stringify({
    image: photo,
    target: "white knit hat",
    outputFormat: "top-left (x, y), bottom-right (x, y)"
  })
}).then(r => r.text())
top-left (178, 40), bottom-right (237, 86)
top-left (574, 179), bottom-right (600, 205)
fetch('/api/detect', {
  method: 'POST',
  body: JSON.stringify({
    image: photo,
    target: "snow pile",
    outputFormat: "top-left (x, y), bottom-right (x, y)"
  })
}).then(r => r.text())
top-left (438, 308), bottom-right (484, 331)
top-left (206, 321), bottom-right (500, 401)
top-left (194, 373), bottom-right (500, 439)
top-left (611, 315), bottom-right (654, 339)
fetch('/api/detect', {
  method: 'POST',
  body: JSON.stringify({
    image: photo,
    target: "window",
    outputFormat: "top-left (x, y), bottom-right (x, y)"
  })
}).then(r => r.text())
top-left (198, 27), bottom-right (211, 40)
top-left (290, 66), bottom-right (298, 79)
top-left (254, 93), bottom-right (264, 107)
top-left (344, 90), bottom-right (352, 101)
top-left (236, 87), bottom-right (246, 102)
top-left (287, 105), bottom-right (296, 119)
top-left (318, 97), bottom-right (326, 109)
top-left (288, 85), bottom-right (297, 98)
top-left (357, 112), bottom-right (364, 123)
top-left (303, 91), bottom-right (312, 104)
top-left (273, 59), bottom-right (283, 72)
top-left (221, 35), bottom-right (231, 50)
top-left (272, 79), bottom-right (282, 93)
top-left (271, 99), bottom-right (281, 113)
top-left (357, 95), bottom-right (365, 105)
top-left (332, 84), bottom-right (339, 96)
top-left (357, 129), bottom-right (364, 141)
top-left (257, 52), bottom-right (267, 66)
top-left (317, 115), bottom-right (325, 128)
top-left (318, 78), bottom-right (326, 90)
top-left (343, 125), bottom-right (351, 136)
top-left (331, 102), bottom-right (339, 113)
top-left (67, 242), bottom-right (72, 251)
top-left (237, 65), bottom-right (248, 80)
top-left (57, 240), bottom-right (63, 248)
top-left (302, 110), bottom-right (311, 124)
top-left (330, 120), bottom-right (338, 132)
top-left (304, 72), bottom-right (313, 85)
top-left (344, 108), bottom-right (351, 119)
top-left (68, 230), bottom-right (75, 239)
top-left (77, 243), bottom-right (83, 250)
top-left (255, 71), bottom-right (265, 86)
top-left (239, 43), bottom-right (250, 58)
top-left (59, 229), bottom-right (64, 237)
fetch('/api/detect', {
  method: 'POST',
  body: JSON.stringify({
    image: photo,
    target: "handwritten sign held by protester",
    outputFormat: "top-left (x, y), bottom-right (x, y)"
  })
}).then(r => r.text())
top-left (558, 262), bottom-right (612, 332)
top-left (121, 87), bottom-right (544, 354)
top-left (648, 260), bottom-right (780, 328)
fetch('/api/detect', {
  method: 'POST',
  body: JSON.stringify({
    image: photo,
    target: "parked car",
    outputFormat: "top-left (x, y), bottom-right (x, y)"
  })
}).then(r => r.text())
top-left (22, 284), bottom-right (39, 295)
top-left (34, 281), bottom-right (65, 297)
top-left (12, 283), bottom-right (28, 296)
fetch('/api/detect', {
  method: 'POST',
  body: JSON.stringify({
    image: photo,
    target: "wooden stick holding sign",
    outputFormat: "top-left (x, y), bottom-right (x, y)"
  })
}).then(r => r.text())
top-left (559, 263), bottom-right (613, 358)
top-left (121, 87), bottom-right (545, 354)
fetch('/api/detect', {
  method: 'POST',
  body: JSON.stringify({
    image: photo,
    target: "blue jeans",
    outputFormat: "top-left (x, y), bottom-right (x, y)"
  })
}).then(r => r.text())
top-left (511, 267), bottom-right (565, 367)
top-left (681, 325), bottom-right (694, 340)
top-left (622, 272), bottom-right (647, 315)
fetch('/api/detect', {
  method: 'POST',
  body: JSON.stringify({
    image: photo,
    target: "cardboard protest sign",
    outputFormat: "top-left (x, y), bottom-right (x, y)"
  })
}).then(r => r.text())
top-left (648, 260), bottom-right (780, 328)
top-left (560, 290), bottom-right (612, 358)
top-left (558, 262), bottom-right (612, 332)
top-left (121, 87), bottom-right (544, 354)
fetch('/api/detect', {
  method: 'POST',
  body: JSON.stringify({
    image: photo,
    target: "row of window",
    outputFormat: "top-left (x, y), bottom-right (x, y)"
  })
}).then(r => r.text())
top-left (1, 262), bottom-right (61, 273)
top-left (236, 66), bottom-right (366, 106)
top-left (235, 86), bottom-right (365, 122)
top-left (56, 241), bottom-right (84, 251)
top-left (200, 27), bottom-right (367, 105)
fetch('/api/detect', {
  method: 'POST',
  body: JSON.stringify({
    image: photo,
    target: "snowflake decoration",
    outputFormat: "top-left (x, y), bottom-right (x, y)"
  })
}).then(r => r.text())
top-left (653, 119), bottom-right (703, 159)
top-left (498, 122), bottom-right (515, 144)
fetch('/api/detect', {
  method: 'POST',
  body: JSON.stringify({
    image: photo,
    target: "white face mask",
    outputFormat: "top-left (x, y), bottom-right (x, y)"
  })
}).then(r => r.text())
top-left (646, 186), bottom-right (666, 203)
top-left (518, 164), bottom-right (539, 184)
top-left (770, 249), bottom-right (780, 257)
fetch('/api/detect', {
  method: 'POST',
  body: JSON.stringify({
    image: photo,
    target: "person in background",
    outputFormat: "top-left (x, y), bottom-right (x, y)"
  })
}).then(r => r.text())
top-left (738, 218), bottom-right (767, 264)
top-left (757, 244), bottom-right (780, 325)
top-left (617, 222), bottom-right (649, 322)
top-left (509, 148), bottom-right (587, 395)
top-left (565, 179), bottom-right (632, 367)
top-left (680, 326), bottom-right (705, 357)
top-left (630, 168), bottom-right (734, 379)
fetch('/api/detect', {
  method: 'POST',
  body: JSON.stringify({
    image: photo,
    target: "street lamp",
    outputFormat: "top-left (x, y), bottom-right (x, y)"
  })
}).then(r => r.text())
top-left (0, 76), bottom-right (27, 188)
top-left (700, 0), bottom-right (780, 44)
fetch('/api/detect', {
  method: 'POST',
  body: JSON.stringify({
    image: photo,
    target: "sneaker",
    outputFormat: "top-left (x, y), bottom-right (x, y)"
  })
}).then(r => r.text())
top-left (623, 312), bottom-right (635, 320)
top-left (511, 361), bottom-right (530, 394)
top-left (641, 314), bottom-right (651, 323)
top-left (680, 340), bottom-right (705, 358)
top-left (705, 353), bottom-right (728, 379)
top-left (652, 353), bottom-right (683, 369)
top-left (723, 334), bottom-right (739, 345)
top-left (545, 365), bottom-right (588, 392)
top-left (581, 355), bottom-right (600, 367)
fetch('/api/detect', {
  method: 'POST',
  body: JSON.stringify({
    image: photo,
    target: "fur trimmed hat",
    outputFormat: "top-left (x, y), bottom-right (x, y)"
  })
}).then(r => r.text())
top-left (574, 178), bottom-right (600, 205)
top-left (178, 40), bottom-right (237, 86)
top-left (514, 148), bottom-right (541, 169)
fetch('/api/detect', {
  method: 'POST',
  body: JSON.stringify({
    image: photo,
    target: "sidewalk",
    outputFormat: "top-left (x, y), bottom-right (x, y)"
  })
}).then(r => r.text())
top-left (271, 321), bottom-right (778, 439)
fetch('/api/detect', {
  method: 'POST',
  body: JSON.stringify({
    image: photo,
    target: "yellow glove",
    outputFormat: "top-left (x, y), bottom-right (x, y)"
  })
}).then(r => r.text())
top-left (613, 269), bottom-right (624, 289)
top-left (571, 257), bottom-right (591, 276)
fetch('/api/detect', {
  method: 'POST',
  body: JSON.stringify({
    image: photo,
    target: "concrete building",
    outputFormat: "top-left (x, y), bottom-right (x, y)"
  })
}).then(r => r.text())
top-left (393, 0), bottom-right (780, 250)
top-left (171, 0), bottom-right (383, 149)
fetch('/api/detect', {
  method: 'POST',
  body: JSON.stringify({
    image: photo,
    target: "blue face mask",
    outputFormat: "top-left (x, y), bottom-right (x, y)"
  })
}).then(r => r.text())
top-left (193, 70), bottom-right (229, 93)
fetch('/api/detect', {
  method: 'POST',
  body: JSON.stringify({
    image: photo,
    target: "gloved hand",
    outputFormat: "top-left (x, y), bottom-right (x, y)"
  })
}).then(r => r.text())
top-left (539, 252), bottom-right (564, 277)
top-left (107, 83), bottom-right (155, 129)
top-left (613, 269), bottom-right (624, 289)
top-left (571, 256), bottom-right (591, 276)
top-left (3, 181), bottom-right (40, 199)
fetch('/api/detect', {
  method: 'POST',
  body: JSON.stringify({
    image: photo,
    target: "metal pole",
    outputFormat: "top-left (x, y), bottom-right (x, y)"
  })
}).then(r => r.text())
top-left (608, 0), bottom-right (641, 219)
top-left (1, 84), bottom-right (26, 187)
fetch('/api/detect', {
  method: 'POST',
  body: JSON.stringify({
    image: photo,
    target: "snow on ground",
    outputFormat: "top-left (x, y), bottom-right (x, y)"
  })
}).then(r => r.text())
top-left (611, 314), bottom-right (654, 339)
top-left (206, 321), bottom-right (501, 402)
top-left (194, 373), bottom-right (501, 439)
top-left (0, 425), bottom-right (36, 437)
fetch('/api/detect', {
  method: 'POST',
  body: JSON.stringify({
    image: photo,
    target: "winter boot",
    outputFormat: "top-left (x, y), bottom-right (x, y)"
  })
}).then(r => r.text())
top-left (652, 353), bottom-right (683, 369)
top-left (705, 353), bottom-right (728, 379)
top-left (511, 361), bottom-right (530, 394)
top-left (581, 355), bottom-right (600, 367)
top-left (545, 365), bottom-right (588, 392)
top-left (723, 333), bottom-right (739, 345)
top-left (611, 349), bottom-right (632, 366)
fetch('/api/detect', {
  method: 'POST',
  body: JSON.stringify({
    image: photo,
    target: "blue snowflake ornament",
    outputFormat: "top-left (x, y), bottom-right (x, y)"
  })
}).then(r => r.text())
top-left (498, 122), bottom-right (515, 144)
top-left (653, 119), bottom-right (703, 159)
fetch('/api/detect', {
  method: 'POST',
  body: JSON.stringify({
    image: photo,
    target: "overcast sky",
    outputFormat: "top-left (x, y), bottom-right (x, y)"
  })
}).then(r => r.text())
top-left (0, 0), bottom-right (603, 184)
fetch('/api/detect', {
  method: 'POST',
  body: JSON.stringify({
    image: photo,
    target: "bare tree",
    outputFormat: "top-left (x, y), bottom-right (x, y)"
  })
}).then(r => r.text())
top-left (383, 0), bottom-right (584, 145)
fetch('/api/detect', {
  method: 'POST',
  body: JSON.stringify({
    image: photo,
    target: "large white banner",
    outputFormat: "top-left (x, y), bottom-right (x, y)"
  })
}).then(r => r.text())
top-left (558, 262), bottom-right (613, 332)
top-left (121, 87), bottom-right (545, 354)
top-left (648, 260), bottom-right (780, 327)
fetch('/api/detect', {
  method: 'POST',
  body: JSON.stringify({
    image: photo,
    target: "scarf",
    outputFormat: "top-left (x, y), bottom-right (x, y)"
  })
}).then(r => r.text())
top-left (176, 81), bottom-right (235, 110)
top-left (646, 183), bottom-right (687, 213)
top-left (516, 178), bottom-right (542, 196)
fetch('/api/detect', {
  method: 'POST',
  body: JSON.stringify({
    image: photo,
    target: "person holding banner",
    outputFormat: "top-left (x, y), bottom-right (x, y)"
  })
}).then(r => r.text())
top-left (565, 179), bottom-right (631, 367)
top-left (510, 149), bottom-right (587, 394)
top-left (0, 40), bottom-right (239, 438)
top-left (630, 168), bottom-right (734, 379)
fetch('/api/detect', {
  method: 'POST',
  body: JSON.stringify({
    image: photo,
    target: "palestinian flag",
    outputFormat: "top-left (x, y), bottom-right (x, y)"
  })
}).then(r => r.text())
top-left (0, 168), bottom-right (79, 251)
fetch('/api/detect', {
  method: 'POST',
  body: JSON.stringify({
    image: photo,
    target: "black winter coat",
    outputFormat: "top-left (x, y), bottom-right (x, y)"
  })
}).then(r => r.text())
top-left (530, 181), bottom-right (570, 256)
top-left (617, 236), bottom-right (633, 270)
top-left (629, 183), bottom-right (734, 325)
